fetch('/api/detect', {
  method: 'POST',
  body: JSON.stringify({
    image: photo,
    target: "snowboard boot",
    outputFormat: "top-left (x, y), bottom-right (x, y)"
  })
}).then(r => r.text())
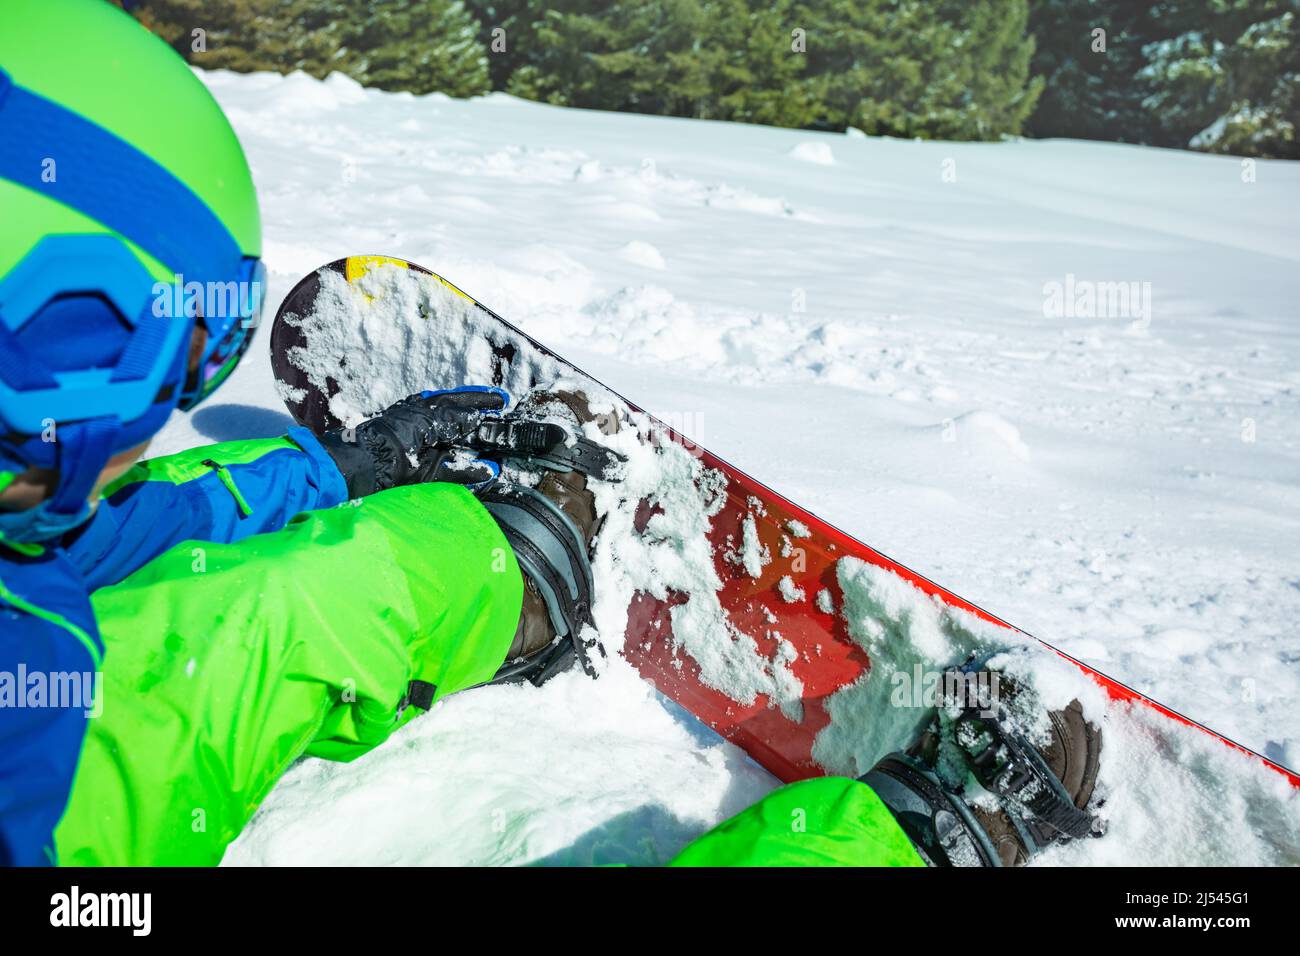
top-left (861, 664), bottom-right (1104, 866)
top-left (482, 390), bottom-right (619, 686)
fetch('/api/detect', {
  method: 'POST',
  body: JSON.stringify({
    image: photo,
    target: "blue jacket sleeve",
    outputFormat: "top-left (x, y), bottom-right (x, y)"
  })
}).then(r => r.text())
top-left (0, 550), bottom-right (102, 866)
top-left (66, 427), bottom-right (349, 592)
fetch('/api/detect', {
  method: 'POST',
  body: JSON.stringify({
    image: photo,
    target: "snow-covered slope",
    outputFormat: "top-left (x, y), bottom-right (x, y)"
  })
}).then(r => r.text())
top-left (159, 69), bottom-right (1299, 865)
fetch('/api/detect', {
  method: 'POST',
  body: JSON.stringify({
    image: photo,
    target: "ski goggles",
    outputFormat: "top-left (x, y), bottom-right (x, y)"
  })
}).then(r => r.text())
top-left (180, 256), bottom-right (267, 410)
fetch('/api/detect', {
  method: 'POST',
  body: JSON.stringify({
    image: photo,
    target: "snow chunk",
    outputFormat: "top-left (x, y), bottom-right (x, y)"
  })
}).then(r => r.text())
top-left (739, 513), bottom-right (770, 578)
top-left (777, 576), bottom-right (805, 603)
top-left (617, 240), bottom-right (666, 270)
top-left (946, 410), bottom-right (1031, 462)
top-left (789, 142), bottom-right (836, 166)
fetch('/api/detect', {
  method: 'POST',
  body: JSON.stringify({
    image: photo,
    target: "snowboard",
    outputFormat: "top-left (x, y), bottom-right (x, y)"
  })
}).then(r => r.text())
top-left (269, 255), bottom-right (1299, 792)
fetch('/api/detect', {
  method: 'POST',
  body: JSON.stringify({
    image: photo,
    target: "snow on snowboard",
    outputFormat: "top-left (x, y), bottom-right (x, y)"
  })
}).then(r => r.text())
top-left (269, 256), bottom-right (1298, 864)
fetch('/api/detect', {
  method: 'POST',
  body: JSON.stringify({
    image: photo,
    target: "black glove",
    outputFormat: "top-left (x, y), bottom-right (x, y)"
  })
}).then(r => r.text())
top-left (318, 386), bottom-right (508, 498)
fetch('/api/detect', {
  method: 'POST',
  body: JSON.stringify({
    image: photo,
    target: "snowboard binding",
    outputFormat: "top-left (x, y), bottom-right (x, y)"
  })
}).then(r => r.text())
top-left (467, 417), bottom-right (626, 482)
top-left (475, 390), bottom-right (623, 688)
top-left (862, 661), bottom-right (1104, 866)
top-left (479, 485), bottom-right (601, 686)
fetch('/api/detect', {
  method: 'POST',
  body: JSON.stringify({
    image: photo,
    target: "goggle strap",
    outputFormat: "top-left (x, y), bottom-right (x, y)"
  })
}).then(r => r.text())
top-left (110, 309), bottom-right (177, 383)
top-left (0, 311), bottom-right (59, 390)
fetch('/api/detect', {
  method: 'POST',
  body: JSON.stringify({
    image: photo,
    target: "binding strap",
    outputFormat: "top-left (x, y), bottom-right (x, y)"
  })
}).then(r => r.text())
top-left (470, 418), bottom-right (626, 481)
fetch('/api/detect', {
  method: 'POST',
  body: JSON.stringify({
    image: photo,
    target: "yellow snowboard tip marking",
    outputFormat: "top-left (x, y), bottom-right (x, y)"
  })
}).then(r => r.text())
top-left (343, 255), bottom-right (478, 307)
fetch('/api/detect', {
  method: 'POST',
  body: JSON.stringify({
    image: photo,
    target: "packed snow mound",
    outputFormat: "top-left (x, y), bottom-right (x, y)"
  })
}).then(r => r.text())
top-left (225, 665), bottom-right (774, 866)
top-left (617, 239), bottom-right (666, 270)
top-left (944, 410), bottom-right (1032, 462)
top-left (789, 141), bottom-right (836, 165)
top-left (152, 67), bottom-right (1300, 865)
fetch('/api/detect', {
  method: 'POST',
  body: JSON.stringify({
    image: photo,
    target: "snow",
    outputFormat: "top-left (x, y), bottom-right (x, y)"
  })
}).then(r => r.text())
top-left (147, 68), bottom-right (1299, 865)
top-left (777, 575), bottom-right (805, 603)
top-left (616, 239), bottom-right (666, 270)
top-left (737, 512), bottom-right (769, 578)
top-left (789, 141), bottom-right (836, 166)
top-left (226, 664), bottom-right (773, 866)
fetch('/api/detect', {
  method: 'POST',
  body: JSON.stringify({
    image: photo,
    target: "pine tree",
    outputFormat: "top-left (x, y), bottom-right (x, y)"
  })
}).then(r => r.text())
top-left (132, 0), bottom-right (269, 70)
top-left (1025, 0), bottom-right (1160, 143)
top-left (1210, 2), bottom-right (1299, 156)
top-left (798, 0), bottom-right (1041, 139)
top-left (462, 0), bottom-right (537, 91)
top-left (130, 0), bottom-right (491, 98)
top-left (492, 0), bottom-right (712, 114)
top-left (480, 0), bottom-right (1039, 137)
top-left (1143, 0), bottom-right (1298, 157)
top-left (706, 0), bottom-right (816, 127)
top-left (1025, 0), bottom-right (1299, 158)
top-left (941, 0), bottom-right (1043, 139)
top-left (336, 0), bottom-right (490, 96)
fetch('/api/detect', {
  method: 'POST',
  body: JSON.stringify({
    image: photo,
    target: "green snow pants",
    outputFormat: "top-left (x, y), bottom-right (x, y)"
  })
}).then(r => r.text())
top-left (669, 777), bottom-right (924, 867)
top-left (51, 479), bottom-right (921, 868)
top-left (54, 482), bottom-right (524, 866)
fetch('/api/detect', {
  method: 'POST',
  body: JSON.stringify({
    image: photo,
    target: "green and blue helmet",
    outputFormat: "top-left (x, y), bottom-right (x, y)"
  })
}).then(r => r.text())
top-left (0, 0), bottom-right (263, 527)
